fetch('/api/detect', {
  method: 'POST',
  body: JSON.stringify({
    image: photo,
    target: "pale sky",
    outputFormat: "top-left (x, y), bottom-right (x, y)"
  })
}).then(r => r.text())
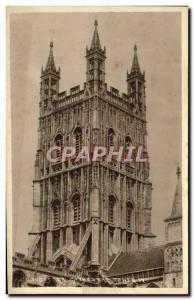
top-left (10, 11), bottom-right (181, 253)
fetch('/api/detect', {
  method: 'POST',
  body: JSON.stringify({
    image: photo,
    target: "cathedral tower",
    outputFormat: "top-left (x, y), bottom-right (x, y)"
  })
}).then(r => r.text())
top-left (27, 21), bottom-right (155, 275)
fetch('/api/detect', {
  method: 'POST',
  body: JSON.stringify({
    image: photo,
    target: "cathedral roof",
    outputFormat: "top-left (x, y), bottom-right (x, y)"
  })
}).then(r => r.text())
top-left (45, 41), bottom-right (57, 73)
top-left (90, 19), bottom-right (102, 50)
top-left (130, 44), bottom-right (141, 74)
top-left (108, 246), bottom-right (164, 277)
top-left (165, 166), bottom-right (182, 221)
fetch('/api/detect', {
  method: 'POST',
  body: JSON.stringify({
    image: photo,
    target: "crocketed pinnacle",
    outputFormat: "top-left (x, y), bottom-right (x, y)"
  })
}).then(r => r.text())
top-left (130, 44), bottom-right (141, 74)
top-left (170, 165), bottom-right (182, 219)
top-left (45, 41), bottom-right (56, 72)
top-left (90, 19), bottom-right (102, 50)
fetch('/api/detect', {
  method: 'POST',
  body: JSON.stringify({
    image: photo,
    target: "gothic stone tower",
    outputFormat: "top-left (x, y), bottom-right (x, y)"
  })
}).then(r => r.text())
top-left (164, 166), bottom-right (183, 287)
top-left (27, 20), bottom-right (155, 274)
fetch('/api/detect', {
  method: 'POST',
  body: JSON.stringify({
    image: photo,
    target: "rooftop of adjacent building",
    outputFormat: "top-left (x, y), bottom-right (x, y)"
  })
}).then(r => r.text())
top-left (108, 246), bottom-right (164, 277)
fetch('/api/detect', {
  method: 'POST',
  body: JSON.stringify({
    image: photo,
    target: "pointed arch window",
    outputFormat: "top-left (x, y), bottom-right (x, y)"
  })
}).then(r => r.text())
top-left (125, 136), bottom-right (132, 148)
top-left (55, 134), bottom-right (63, 159)
top-left (53, 200), bottom-right (61, 227)
top-left (72, 194), bottom-right (81, 222)
top-left (52, 230), bottom-right (60, 253)
top-left (108, 128), bottom-right (115, 148)
top-left (72, 226), bottom-right (80, 245)
top-left (63, 174), bottom-right (68, 195)
top-left (108, 196), bottom-right (116, 224)
top-left (89, 60), bottom-right (94, 71)
top-left (74, 128), bottom-right (82, 156)
top-left (127, 202), bottom-right (133, 229)
top-left (125, 136), bottom-right (133, 164)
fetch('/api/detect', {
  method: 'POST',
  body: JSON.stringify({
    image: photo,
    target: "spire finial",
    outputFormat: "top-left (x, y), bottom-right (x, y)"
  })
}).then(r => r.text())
top-left (50, 41), bottom-right (53, 48)
top-left (134, 44), bottom-right (137, 52)
top-left (94, 19), bottom-right (98, 27)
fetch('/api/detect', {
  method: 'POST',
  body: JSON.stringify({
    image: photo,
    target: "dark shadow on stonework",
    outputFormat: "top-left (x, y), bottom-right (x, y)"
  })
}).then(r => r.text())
top-left (44, 276), bottom-right (57, 287)
top-left (13, 270), bottom-right (26, 287)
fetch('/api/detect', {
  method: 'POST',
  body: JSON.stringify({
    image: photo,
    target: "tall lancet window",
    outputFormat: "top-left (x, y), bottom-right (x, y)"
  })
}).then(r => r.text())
top-left (73, 194), bottom-right (81, 222)
top-left (125, 136), bottom-right (132, 148)
top-left (74, 127), bottom-right (82, 156)
top-left (108, 196), bottom-right (116, 224)
top-left (55, 134), bottom-right (63, 159)
top-left (127, 202), bottom-right (133, 229)
top-left (108, 129), bottom-right (115, 148)
top-left (125, 136), bottom-right (133, 161)
top-left (53, 200), bottom-right (61, 227)
top-left (89, 60), bottom-right (94, 80)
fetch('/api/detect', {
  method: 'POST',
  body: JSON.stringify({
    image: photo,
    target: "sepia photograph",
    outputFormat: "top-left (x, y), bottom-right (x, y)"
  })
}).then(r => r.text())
top-left (6, 6), bottom-right (188, 295)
